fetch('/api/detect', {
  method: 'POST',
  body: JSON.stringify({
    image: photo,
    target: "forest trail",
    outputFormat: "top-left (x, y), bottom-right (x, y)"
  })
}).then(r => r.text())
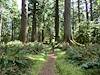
top-left (38, 53), bottom-right (56, 75)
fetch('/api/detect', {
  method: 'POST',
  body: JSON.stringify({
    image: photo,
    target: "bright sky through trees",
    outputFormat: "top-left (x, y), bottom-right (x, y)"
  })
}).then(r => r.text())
top-left (16, 0), bottom-right (21, 10)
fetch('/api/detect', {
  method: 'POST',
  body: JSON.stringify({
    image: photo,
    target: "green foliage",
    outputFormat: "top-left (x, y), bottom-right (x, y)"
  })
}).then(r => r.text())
top-left (0, 49), bottom-right (33, 74)
top-left (56, 52), bottom-right (85, 75)
top-left (64, 44), bottom-right (100, 75)
top-left (6, 41), bottom-right (23, 55)
top-left (0, 41), bottom-right (48, 75)
top-left (25, 41), bottom-right (46, 54)
top-left (74, 22), bottom-right (91, 44)
top-left (91, 26), bottom-right (100, 44)
top-left (74, 22), bottom-right (100, 44)
top-left (55, 44), bottom-right (100, 75)
top-left (1, 0), bottom-right (20, 42)
top-left (26, 42), bottom-right (44, 53)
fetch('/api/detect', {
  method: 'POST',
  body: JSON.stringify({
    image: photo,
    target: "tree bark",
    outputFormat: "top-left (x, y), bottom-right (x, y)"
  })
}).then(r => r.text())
top-left (0, 5), bottom-right (2, 42)
top-left (78, 0), bottom-right (80, 23)
top-left (11, 20), bottom-right (14, 41)
top-left (20, 0), bottom-right (28, 43)
top-left (85, 0), bottom-right (89, 22)
top-left (55, 0), bottom-right (59, 41)
top-left (90, 0), bottom-right (93, 21)
top-left (64, 0), bottom-right (72, 43)
top-left (72, 1), bottom-right (75, 34)
top-left (0, 14), bottom-right (2, 42)
top-left (31, 2), bottom-right (36, 42)
top-left (42, 30), bottom-right (44, 42)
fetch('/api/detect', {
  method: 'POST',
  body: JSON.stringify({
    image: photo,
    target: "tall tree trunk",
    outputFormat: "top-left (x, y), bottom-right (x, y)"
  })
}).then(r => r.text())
top-left (20, 0), bottom-right (28, 43)
top-left (64, 0), bottom-right (72, 43)
top-left (11, 20), bottom-right (14, 41)
top-left (72, 0), bottom-right (75, 34)
top-left (78, 0), bottom-right (80, 22)
top-left (31, 2), bottom-right (36, 42)
top-left (0, 5), bottom-right (2, 42)
top-left (55, 0), bottom-right (59, 41)
top-left (85, 0), bottom-right (89, 22)
top-left (0, 14), bottom-right (2, 42)
top-left (42, 30), bottom-right (44, 42)
top-left (41, 0), bottom-right (45, 42)
top-left (90, 0), bottom-right (93, 21)
top-left (38, 31), bottom-right (41, 42)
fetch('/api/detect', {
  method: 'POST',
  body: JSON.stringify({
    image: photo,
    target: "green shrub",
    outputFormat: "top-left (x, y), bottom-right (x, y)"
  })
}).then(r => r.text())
top-left (25, 41), bottom-right (52, 54)
top-left (0, 41), bottom-right (47, 75)
top-left (65, 45), bottom-right (100, 68)
top-left (56, 53), bottom-right (85, 75)
top-left (0, 56), bottom-right (34, 75)
top-left (74, 21), bottom-right (100, 44)
top-left (0, 41), bottom-right (31, 75)
top-left (5, 40), bottom-right (23, 54)
top-left (56, 45), bottom-right (100, 75)
top-left (91, 26), bottom-right (100, 44)
top-left (25, 42), bottom-right (42, 54)
top-left (74, 22), bottom-right (91, 44)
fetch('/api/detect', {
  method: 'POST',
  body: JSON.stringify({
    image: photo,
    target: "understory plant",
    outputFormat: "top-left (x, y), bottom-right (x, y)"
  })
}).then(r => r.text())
top-left (74, 21), bottom-right (100, 44)
top-left (0, 40), bottom-right (48, 75)
top-left (56, 51), bottom-right (85, 75)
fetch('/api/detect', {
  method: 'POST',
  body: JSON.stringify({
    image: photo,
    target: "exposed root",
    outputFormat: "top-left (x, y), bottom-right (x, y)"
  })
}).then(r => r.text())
top-left (70, 40), bottom-right (85, 47)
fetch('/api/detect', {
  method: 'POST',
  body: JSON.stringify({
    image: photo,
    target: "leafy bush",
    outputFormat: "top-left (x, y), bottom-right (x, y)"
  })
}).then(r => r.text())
top-left (25, 41), bottom-right (51, 54)
top-left (74, 21), bottom-right (100, 44)
top-left (0, 41), bottom-right (48, 75)
top-left (91, 26), bottom-right (100, 44)
top-left (74, 22), bottom-right (91, 44)
top-left (5, 40), bottom-right (23, 56)
top-left (56, 52), bottom-right (85, 75)
top-left (0, 56), bottom-right (34, 75)
top-left (64, 44), bottom-right (100, 75)
top-left (56, 44), bottom-right (100, 75)
top-left (25, 42), bottom-right (44, 54)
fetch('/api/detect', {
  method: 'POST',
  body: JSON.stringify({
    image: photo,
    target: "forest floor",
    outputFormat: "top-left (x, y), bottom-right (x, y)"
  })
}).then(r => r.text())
top-left (38, 53), bottom-right (56, 75)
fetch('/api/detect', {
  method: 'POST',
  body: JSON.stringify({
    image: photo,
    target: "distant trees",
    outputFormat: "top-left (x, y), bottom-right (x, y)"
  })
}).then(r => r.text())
top-left (20, 0), bottom-right (28, 43)
top-left (11, 0), bottom-right (20, 41)
top-left (0, 0), bottom-right (99, 44)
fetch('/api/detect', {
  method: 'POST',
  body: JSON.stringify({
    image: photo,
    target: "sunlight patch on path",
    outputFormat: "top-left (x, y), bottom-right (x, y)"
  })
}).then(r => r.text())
top-left (26, 55), bottom-right (46, 61)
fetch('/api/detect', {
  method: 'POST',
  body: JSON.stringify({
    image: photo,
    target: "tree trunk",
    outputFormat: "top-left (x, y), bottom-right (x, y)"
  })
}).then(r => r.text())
top-left (20, 0), bottom-right (28, 43)
top-left (0, 14), bottom-right (2, 42)
top-left (0, 5), bottom-right (2, 42)
top-left (42, 30), bottom-right (44, 42)
top-left (55, 0), bottom-right (59, 41)
top-left (90, 0), bottom-right (93, 21)
top-left (41, 1), bottom-right (45, 42)
top-left (11, 20), bottom-right (14, 41)
top-left (38, 31), bottom-right (41, 42)
top-left (64, 0), bottom-right (72, 43)
top-left (85, 0), bottom-right (89, 22)
top-left (78, 0), bottom-right (80, 23)
top-left (31, 2), bottom-right (36, 42)
top-left (72, 0), bottom-right (75, 34)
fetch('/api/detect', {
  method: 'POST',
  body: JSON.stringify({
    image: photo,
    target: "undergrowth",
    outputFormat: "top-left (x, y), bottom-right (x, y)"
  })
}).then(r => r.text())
top-left (0, 40), bottom-right (49, 75)
top-left (55, 43), bottom-right (100, 75)
top-left (56, 51), bottom-right (85, 75)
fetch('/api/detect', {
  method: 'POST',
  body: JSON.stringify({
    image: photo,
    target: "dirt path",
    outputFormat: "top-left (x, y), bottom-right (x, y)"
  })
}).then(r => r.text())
top-left (38, 53), bottom-right (56, 75)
